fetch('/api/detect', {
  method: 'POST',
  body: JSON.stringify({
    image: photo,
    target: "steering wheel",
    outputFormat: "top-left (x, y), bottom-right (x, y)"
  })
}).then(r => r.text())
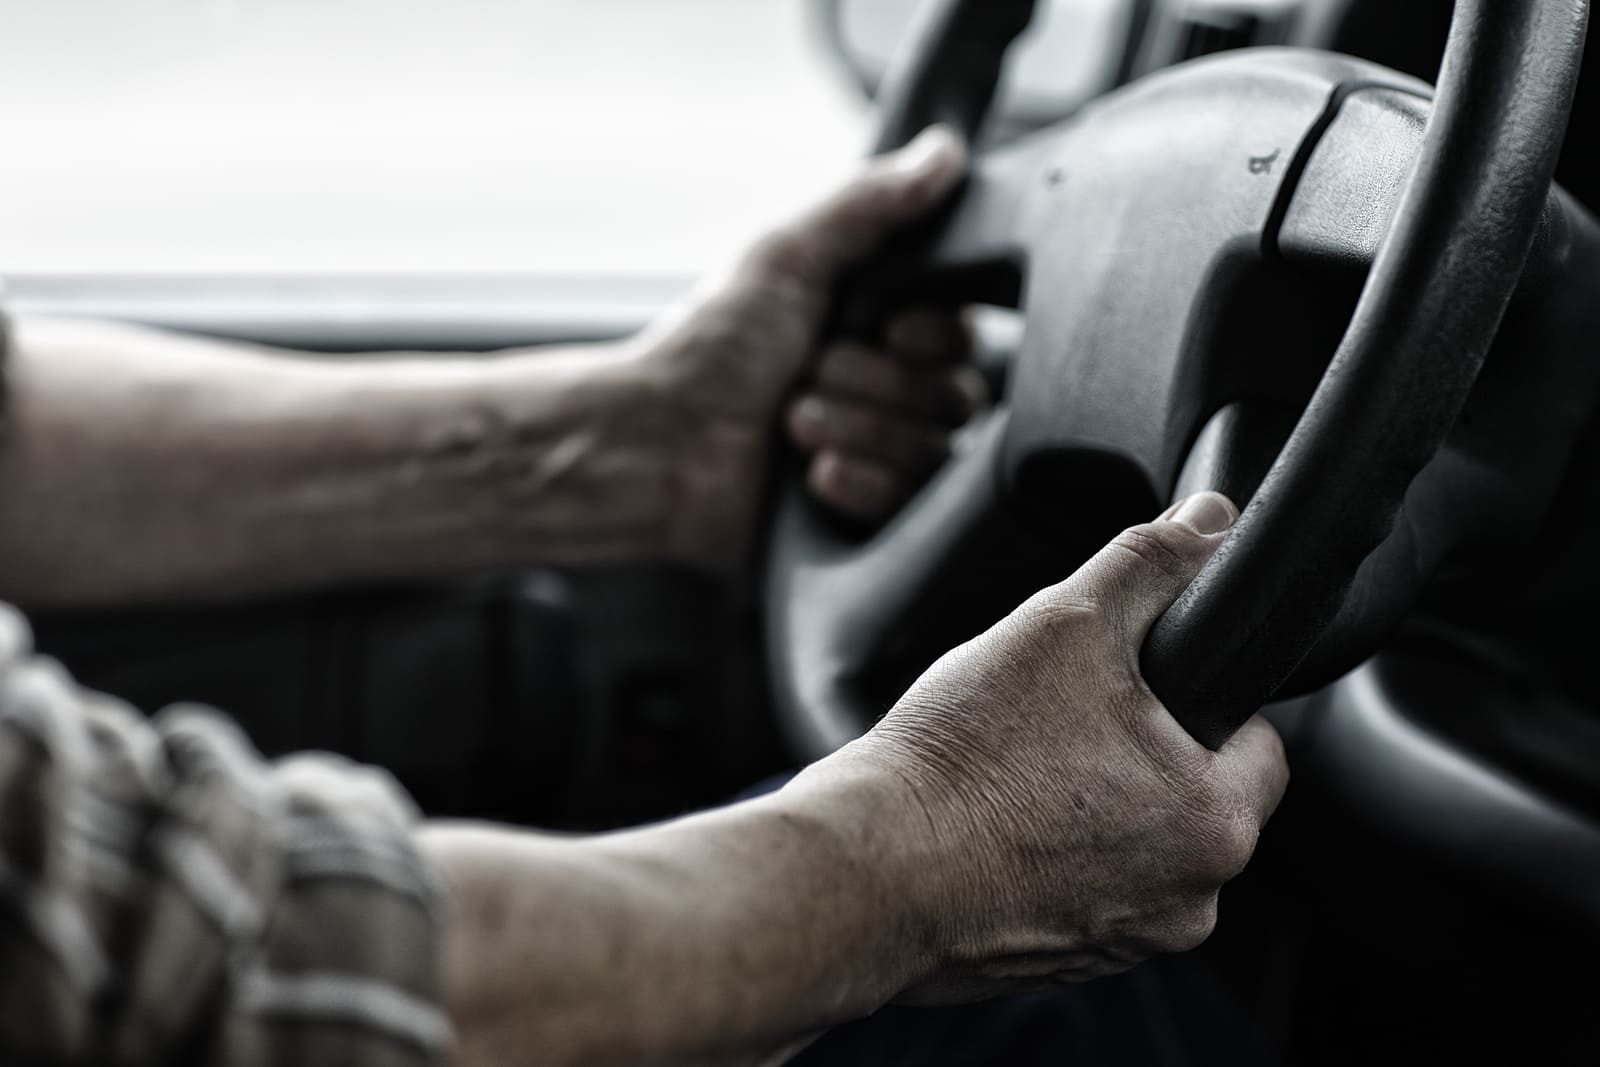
top-left (767, 0), bottom-right (1592, 759)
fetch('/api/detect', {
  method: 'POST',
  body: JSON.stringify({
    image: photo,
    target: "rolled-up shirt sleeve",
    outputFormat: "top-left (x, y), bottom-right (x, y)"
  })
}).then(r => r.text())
top-left (0, 603), bottom-right (452, 1066)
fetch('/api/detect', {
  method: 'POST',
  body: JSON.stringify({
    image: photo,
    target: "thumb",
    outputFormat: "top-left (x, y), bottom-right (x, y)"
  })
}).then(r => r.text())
top-left (1046, 492), bottom-right (1240, 645)
top-left (755, 126), bottom-right (969, 286)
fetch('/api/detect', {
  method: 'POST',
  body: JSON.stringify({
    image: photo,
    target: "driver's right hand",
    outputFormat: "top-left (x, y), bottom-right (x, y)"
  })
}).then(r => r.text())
top-left (788, 490), bottom-right (1289, 1003)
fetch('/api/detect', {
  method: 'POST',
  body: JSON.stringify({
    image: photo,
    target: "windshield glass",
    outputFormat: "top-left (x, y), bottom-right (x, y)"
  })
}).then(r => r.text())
top-left (0, 0), bottom-right (868, 276)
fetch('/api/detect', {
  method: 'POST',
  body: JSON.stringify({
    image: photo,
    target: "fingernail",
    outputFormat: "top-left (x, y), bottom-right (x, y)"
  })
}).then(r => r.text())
top-left (888, 125), bottom-right (965, 177)
top-left (1166, 492), bottom-right (1238, 536)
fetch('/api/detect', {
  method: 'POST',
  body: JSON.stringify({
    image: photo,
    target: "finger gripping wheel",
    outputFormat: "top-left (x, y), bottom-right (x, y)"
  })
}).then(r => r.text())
top-left (1140, 0), bottom-right (1589, 747)
top-left (767, 0), bottom-right (1591, 760)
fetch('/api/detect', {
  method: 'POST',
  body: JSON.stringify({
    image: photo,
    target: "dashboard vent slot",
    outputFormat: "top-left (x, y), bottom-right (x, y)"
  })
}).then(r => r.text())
top-left (1179, 12), bottom-right (1262, 59)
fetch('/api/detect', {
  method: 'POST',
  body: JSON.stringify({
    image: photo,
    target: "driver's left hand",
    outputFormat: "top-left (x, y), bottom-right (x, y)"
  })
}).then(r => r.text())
top-left (635, 126), bottom-right (982, 565)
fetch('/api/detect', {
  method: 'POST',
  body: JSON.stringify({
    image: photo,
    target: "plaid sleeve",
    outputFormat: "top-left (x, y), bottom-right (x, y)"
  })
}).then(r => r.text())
top-left (0, 603), bottom-right (454, 1066)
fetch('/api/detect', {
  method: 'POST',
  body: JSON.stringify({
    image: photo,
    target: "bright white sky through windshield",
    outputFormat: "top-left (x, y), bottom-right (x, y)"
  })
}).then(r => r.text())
top-left (0, 0), bottom-right (1127, 277)
top-left (0, 0), bottom-right (870, 275)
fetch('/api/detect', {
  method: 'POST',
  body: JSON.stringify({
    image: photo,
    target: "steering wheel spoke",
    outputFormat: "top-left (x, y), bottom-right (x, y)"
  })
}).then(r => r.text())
top-left (767, 412), bottom-right (1071, 756)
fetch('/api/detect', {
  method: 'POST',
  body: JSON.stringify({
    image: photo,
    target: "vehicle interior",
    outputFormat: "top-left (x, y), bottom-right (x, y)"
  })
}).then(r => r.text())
top-left (13, 0), bottom-right (1600, 1061)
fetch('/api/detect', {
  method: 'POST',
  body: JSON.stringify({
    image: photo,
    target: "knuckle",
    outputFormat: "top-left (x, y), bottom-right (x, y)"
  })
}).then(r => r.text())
top-left (1015, 588), bottom-right (1104, 641)
top-left (1166, 898), bottom-right (1220, 953)
top-left (1190, 802), bottom-right (1260, 883)
top-left (786, 399), bottom-right (819, 445)
top-left (850, 167), bottom-right (903, 214)
top-left (1247, 735), bottom-right (1291, 813)
top-left (1217, 817), bottom-right (1260, 881)
top-left (1260, 723), bottom-right (1290, 778)
top-left (1108, 525), bottom-right (1196, 582)
top-left (812, 455), bottom-right (892, 517)
top-left (807, 455), bottom-right (846, 501)
top-left (749, 225), bottom-right (829, 286)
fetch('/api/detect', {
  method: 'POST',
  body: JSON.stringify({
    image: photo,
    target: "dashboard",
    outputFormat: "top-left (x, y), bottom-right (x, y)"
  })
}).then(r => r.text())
top-left (1134, 0), bottom-right (1600, 212)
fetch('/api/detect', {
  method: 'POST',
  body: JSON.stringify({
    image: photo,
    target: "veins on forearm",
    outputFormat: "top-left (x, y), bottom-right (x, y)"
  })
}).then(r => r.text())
top-left (247, 354), bottom-right (683, 575)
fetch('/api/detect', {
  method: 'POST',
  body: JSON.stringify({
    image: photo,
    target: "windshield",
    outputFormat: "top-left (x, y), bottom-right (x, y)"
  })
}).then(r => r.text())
top-left (0, 0), bottom-right (868, 277)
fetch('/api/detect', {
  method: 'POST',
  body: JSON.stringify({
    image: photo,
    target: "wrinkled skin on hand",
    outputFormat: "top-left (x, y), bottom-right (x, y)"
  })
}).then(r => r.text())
top-left (635, 127), bottom-right (984, 565)
top-left (799, 492), bottom-right (1290, 1003)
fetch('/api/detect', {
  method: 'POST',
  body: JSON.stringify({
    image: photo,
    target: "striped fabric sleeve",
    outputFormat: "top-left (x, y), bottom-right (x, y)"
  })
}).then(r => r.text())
top-left (0, 603), bottom-right (454, 1066)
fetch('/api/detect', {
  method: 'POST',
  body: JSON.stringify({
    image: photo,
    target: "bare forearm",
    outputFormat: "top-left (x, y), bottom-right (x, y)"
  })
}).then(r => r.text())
top-left (422, 769), bottom-right (932, 1067)
top-left (0, 318), bottom-right (685, 605)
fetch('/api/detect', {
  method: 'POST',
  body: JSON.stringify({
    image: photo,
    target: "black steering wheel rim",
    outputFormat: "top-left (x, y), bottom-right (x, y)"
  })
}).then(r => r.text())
top-left (767, 0), bottom-right (1591, 760)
